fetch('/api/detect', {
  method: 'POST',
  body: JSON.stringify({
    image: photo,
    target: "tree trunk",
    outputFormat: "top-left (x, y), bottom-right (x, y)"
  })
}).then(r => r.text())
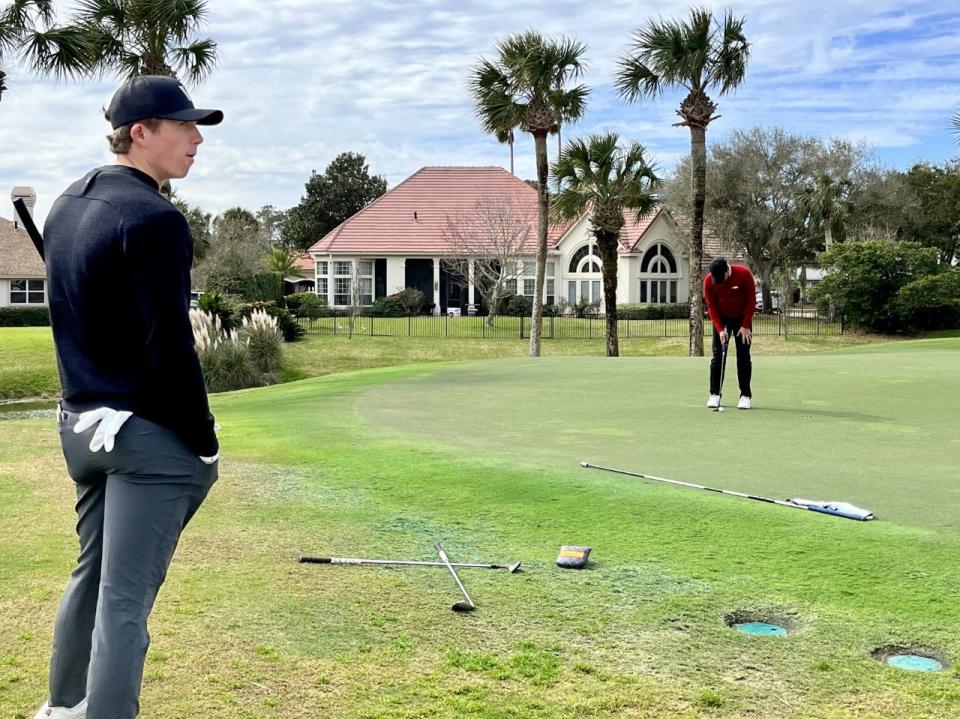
top-left (487, 282), bottom-right (500, 328)
top-left (509, 141), bottom-right (514, 176)
top-left (529, 132), bottom-right (549, 357)
top-left (824, 222), bottom-right (833, 250)
top-left (688, 124), bottom-right (707, 357)
top-left (597, 231), bottom-right (620, 357)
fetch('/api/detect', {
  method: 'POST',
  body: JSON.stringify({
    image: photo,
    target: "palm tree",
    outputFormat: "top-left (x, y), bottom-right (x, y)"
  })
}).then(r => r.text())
top-left (267, 247), bottom-right (302, 279)
top-left (471, 30), bottom-right (589, 357)
top-left (951, 110), bottom-right (960, 145)
top-left (550, 133), bottom-right (661, 357)
top-left (0, 0), bottom-right (92, 102)
top-left (615, 8), bottom-right (749, 357)
top-left (495, 127), bottom-right (515, 175)
top-left (797, 173), bottom-right (852, 250)
top-left (70, 0), bottom-right (217, 82)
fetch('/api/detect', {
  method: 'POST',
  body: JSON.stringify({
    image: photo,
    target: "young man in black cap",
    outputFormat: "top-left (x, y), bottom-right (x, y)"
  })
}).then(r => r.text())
top-left (703, 256), bottom-right (756, 410)
top-left (34, 76), bottom-right (223, 719)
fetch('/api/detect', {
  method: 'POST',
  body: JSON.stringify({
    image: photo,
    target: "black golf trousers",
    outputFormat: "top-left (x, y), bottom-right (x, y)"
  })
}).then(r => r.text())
top-left (709, 317), bottom-right (752, 398)
top-left (47, 410), bottom-right (218, 719)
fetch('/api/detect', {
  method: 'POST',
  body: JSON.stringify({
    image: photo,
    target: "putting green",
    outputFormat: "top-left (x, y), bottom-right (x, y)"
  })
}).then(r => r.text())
top-left (356, 342), bottom-right (960, 534)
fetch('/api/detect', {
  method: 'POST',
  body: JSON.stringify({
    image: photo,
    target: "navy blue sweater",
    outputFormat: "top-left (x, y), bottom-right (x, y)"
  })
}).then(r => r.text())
top-left (43, 165), bottom-right (218, 457)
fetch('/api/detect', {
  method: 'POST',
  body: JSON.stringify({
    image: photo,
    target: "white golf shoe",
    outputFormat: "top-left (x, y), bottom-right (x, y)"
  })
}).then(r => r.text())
top-left (738, 396), bottom-right (752, 410)
top-left (706, 394), bottom-right (720, 409)
top-left (32, 698), bottom-right (87, 719)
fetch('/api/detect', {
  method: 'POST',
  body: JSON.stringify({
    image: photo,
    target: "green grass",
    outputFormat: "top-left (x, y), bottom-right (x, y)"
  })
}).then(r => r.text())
top-left (2, 339), bottom-right (959, 717)
top-left (0, 328), bottom-right (59, 401)
top-left (0, 325), bottom-right (929, 403)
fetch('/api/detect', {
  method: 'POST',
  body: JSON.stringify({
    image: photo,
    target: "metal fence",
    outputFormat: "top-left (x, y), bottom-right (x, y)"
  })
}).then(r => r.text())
top-left (298, 303), bottom-right (843, 339)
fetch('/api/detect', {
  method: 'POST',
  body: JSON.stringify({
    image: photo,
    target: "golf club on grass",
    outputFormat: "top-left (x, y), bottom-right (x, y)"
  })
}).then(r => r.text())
top-left (298, 555), bottom-right (521, 572)
top-left (580, 462), bottom-right (875, 521)
top-left (435, 542), bottom-right (476, 612)
top-left (713, 332), bottom-right (729, 413)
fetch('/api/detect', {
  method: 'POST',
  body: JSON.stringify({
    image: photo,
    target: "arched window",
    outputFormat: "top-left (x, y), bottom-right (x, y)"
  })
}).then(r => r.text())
top-left (639, 243), bottom-right (680, 304)
top-left (566, 243), bottom-right (603, 307)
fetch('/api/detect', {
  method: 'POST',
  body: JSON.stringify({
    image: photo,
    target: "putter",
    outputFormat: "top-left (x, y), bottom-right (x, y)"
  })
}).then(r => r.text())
top-left (713, 332), bottom-right (730, 412)
top-left (580, 461), bottom-right (876, 520)
top-left (298, 555), bottom-right (521, 572)
top-left (435, 542), bottom-right (476, 612)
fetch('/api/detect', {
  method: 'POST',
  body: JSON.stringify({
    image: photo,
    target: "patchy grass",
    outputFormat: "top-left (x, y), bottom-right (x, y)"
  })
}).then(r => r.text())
top-left (2, 341), bottom-right (959, 717)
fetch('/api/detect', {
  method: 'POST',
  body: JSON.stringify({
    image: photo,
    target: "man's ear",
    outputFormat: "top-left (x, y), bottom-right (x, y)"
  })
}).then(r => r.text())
top-left (129, 122), bottom-right (149, 144)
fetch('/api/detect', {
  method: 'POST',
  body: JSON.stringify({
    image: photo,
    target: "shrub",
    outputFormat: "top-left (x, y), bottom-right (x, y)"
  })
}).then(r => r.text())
top-left (242, 272), bottom-right (284, 304)
top-left (238, 308), bottom-right (283, 375)
top-left (571, 296), bottom-right (600, 318)
top-left (894, 268), bottom-right (960, 330)
top-left (497, 293), bottom-right (533, 316)
top-left (812, 241), bottom-right (940, 332)
top-left (617, 303), bottom-right (690, 320)
top-left (0, 306), bottom-right (50, 326)
top-left (369, 295), bottom-right (405, 317)
top-left (189, 310), bottom-right (261, 392)
top-left (393, 288), bottom-right (425, 314)
top-left (285, 292), bottom-right (328, 318)
top-left (197, 291), bottom-right (242, 330)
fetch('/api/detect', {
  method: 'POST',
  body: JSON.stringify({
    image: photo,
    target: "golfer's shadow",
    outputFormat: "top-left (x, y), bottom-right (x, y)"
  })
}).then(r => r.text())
top-left (750, 407), bottom-right (888, 423)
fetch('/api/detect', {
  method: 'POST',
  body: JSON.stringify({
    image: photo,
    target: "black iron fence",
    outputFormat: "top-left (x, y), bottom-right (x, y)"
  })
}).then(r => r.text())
top-left (298, 302), bottom-right (843, 339)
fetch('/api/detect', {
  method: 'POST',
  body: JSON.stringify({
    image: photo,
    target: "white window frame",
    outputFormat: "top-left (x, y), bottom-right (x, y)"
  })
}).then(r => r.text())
top-left (10, 279), bottom-right (45, 305)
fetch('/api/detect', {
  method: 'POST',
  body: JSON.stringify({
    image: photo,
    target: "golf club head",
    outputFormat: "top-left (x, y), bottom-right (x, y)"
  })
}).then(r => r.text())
top-left (717, 407), bottom-right (724, 412)
top-left (452, 600), bottom-right (476, 612)
top-left (507, 561), bottom-right (522, 573)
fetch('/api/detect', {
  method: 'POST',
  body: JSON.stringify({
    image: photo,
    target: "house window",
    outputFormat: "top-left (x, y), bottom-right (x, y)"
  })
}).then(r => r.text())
top-left (334, 276), bottom-right (352, 306)
top-left (334, 260), bottom-right (352, 276)
top-left (520, 261), bottom-right (555, 304)
top-left (359, 277), bottom-right (373, 306)
top-left (639, 243), bottom-right (679, 304)
top-left (316, 261), bottom-right (328, 276)
top-left (10, 279), bottom-right (45, 304)
top-left (316, 277), bottom-right (328, 298)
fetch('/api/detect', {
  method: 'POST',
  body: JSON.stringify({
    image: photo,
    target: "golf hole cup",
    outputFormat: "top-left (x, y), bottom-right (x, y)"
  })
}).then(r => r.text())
top-left (556, 546), bottom-right (592, 569)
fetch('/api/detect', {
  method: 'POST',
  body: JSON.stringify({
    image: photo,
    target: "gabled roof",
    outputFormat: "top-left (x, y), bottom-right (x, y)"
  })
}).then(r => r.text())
top-left (309, 166), bottom-right (566, 255)
top-left (0, 215), bottom-right (45, 279)
top-left (553, 205), bottom-right (672, 255)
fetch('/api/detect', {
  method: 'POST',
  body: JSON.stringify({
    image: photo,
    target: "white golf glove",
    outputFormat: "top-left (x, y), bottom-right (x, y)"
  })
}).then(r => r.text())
top-left (73, 407), bottom-right (133, 452)
top-left (200, 422), bottom-right (221, 464)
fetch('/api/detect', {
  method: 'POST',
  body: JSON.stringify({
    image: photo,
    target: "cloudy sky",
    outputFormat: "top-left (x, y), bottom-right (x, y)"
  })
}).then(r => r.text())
top-left (2, 0), bottom-right (959, 225)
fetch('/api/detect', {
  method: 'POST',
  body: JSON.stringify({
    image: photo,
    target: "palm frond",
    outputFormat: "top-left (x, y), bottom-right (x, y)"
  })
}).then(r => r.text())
top-left (18, 25), bottom-right (93, 78)
top-left (613, 56), bottom-right (662, 102)
top-left (951, 111), bottom-right (960, 145)
top-left (172, 38), bottom-right (217, 84)
top-left (707, 10), bottom-right (749, 95)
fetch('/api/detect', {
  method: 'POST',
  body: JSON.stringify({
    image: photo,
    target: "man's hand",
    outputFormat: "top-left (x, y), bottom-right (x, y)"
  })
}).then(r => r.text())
top-left (73, 407), bottom-right (133, 452)
top-left (719, 328), bottom-right (729, 344)
top-left (737, 327), bottom-right (753, 346)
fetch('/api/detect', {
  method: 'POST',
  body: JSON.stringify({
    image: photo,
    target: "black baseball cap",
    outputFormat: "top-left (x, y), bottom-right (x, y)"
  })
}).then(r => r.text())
top-left (107, 75), bottom-right (223, 129)
top-left (709, 256), bottom-right (729, 283)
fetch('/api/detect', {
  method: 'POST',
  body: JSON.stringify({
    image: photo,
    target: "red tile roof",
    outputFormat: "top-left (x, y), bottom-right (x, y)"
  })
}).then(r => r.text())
top-left (293, 253), bottom-right (314, 272)
top-left (309, 167), bottom-right (567, 255)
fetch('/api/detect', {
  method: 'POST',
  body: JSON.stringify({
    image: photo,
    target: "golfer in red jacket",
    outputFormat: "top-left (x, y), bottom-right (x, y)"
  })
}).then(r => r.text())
top-left (703, 257), bottom-right (756, 410)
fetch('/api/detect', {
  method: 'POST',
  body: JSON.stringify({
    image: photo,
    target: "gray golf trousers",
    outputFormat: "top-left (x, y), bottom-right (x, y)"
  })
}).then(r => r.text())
top-left (48, 409), bottom-right (218, 719)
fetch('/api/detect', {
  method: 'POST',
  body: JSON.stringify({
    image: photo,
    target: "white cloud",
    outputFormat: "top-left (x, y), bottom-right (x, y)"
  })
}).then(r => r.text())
top-left (1, 0), bottom-right (959, 226)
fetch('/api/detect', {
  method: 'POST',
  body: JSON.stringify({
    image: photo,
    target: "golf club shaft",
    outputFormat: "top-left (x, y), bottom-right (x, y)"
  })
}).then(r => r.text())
top-left (715, 332), bottom-right (729, 410)
top-left (580, 461), bottom-right (802, 510)
top-left (298, 556), bottom-right (509, 570)
top-left (13, 198), bottom-right (44, 260)
top-left (435, 542), bottom-right (475, 609)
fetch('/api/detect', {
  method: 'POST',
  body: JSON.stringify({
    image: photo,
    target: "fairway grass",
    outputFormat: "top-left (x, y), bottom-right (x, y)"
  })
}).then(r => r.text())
top-left (1, 340), bottom-right (959, 717)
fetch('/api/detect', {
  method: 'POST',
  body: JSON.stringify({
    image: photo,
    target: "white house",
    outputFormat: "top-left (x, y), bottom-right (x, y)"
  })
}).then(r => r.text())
top-left (308, 166), bottom-right (722, 314)
top-left (0, 187), bottom-right (47, 308)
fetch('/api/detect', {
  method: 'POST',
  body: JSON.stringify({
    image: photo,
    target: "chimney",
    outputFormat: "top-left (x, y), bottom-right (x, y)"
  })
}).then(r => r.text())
top-left (11, 186), bottom-right (36, 231)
